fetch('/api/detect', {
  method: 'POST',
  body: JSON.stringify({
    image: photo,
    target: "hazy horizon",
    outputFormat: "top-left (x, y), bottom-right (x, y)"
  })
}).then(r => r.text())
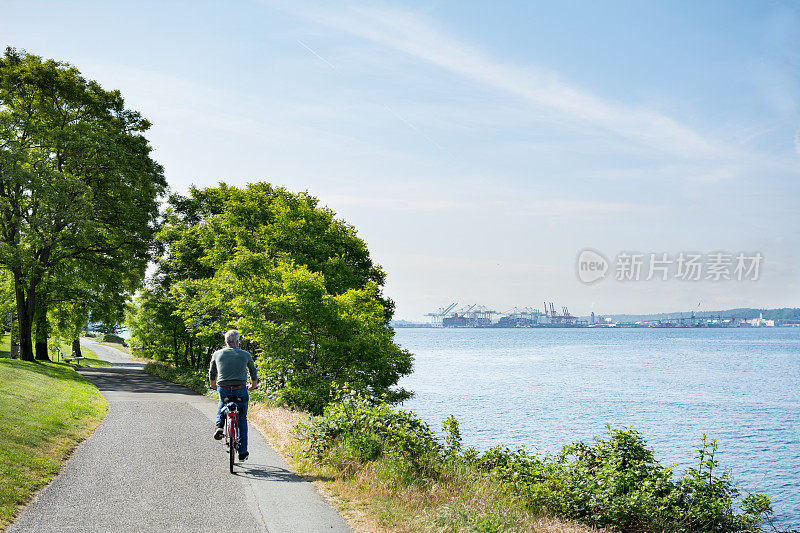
top-left (392, 303), bottom-right (797, 322)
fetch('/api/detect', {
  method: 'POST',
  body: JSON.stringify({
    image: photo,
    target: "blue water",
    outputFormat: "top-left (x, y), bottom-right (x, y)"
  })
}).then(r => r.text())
top-left (395, 327), bottom-right (800, 528)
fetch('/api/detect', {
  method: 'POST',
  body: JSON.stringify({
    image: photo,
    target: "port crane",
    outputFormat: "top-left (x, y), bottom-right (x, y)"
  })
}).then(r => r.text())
top-left (425, 302), bottom-right (458, 326)
top-left (542, 302), bottom-right (577, 325)
top-left (432, 301), bottom-right (577, 327)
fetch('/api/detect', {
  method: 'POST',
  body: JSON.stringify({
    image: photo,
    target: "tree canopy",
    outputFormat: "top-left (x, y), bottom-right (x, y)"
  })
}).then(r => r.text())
top-left (0, 47), bottom-right (166, 360)
top-left (127, 183), bottom-right (412, 413)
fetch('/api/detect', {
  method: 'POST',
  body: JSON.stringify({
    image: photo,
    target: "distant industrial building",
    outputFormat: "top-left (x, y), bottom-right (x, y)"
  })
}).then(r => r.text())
top-left (429, 302), bottom-right (583, 328)
top-left (425, 304), bottom-right (780, 328)
top-left (746, 313), bottom-right (774, 327)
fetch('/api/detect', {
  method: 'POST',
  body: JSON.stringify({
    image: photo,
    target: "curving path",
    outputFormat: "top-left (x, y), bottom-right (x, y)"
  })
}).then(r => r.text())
top-left (10, 339), bottom-right (352, 533)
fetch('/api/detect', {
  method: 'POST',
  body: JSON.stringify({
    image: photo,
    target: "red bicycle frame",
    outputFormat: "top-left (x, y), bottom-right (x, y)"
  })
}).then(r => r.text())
top-left (225, 407), bottom-right (239, 445)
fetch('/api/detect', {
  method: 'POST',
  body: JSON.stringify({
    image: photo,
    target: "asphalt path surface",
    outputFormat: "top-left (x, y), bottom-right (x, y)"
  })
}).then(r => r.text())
top-left (10, 340), bottom-right (352, 533)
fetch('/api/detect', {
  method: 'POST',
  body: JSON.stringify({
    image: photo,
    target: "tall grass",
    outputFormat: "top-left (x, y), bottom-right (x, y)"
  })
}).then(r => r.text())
top-left (249, 401), bottom-right (595, 533)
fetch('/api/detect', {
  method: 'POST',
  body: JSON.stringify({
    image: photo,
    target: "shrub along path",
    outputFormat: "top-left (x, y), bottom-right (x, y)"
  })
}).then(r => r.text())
top-left (9, 340), bottom-right (351, 533)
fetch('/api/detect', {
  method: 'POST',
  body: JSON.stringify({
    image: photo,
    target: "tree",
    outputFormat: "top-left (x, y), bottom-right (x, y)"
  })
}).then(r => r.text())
top-left (48, 256), bottom-right (135, 358)
top-left (128, 183), bottom-right (412, 413)
top-left (0, 48), bottom-right (166, 360)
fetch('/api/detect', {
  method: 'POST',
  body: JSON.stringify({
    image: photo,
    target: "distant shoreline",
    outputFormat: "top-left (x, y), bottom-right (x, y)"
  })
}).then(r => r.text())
top-left (393, 306), bottom-right (800, 329)
top-left (393, 323), bottom-right (798, 329)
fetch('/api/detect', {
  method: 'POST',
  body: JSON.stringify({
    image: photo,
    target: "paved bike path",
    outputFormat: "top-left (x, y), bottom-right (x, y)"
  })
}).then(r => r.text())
top-left (10, 340), bottom-right (352, 533)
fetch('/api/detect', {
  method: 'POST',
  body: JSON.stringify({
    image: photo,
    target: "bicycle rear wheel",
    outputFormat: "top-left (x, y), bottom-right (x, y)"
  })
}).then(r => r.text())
top-left (229, 435), bottom-right (235, 473)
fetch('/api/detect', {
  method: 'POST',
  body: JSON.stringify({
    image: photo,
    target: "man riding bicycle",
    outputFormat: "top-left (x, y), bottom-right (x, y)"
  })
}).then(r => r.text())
top-left (209, 329), bottom-right (258, 461)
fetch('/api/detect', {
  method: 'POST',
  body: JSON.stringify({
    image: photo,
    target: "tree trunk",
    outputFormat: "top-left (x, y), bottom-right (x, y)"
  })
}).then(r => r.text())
top-left (14, 276), bottom-right (35, 362)
top-left (34, 294), bottom-right (49, 361)
top-left (172, 324), bottom-right (178, 362)
top-left (10, 312), bottom-right (20, 359)
top-left (16, 302), bottom-right (34, 361)
top-left (72, 337), bottom-right (82, 358)
top-left (186, 336), bottom-right (195, 369)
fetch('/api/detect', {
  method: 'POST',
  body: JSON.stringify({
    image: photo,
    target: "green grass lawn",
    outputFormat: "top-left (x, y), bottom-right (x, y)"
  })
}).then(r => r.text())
top-left (95, 340), bottom-right (131, 355)
top-left (0, 358), bottom-right (108, 529)
top-left (0, 334), bottom-right (110, 367)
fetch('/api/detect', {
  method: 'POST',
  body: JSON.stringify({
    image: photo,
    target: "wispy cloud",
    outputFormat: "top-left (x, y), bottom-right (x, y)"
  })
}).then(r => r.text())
top-left (323, 191), bottom-right (648, 217)
top-left (272, 1), bottom-right (725, 158)
top-left (296, 39), bottom-right (336, 69)
top-left (516, 199), bottom-right (652, 217)
top-left (324, 193), bottom-right (472, 213)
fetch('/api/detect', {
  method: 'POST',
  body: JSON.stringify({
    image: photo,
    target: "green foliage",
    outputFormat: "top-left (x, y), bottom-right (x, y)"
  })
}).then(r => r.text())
top-left (48, 300), bottom-right (87, 349)
top-left (235, 261), bottom-right (412, 413)
top-left (125, 287), bottom-right (187, 363)
top-left (0, 272), bottom-right (13, 329)
top-left (127, 182), bottom-right (413, 413)
top-left (0, 47), bottom-right (165, 360)
top-left (143, 361), bottom-right (207, 394)
top-left (442, 414), bottom-right (463, 458)
top-left (301, 396), bottom-right (772, 533)
top-left (301, 390), bottom-right (441, 478)
top-left (473, 428), bottom-right (772, 532)
top-left (472, 516), bottom-right (504, 533)
top-left (94, 333), bottom-right (125, 345)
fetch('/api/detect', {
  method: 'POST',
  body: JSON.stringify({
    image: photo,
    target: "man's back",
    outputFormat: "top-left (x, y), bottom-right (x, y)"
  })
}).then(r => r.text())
top-left (209, 347), bottom-right (257, 387)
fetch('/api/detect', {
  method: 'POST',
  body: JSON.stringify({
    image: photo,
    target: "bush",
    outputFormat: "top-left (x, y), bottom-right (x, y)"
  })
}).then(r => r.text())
top-left (300, 389), bottom-right (443, 478)
top-left (143, 361), bottom-right (207, 394)
top-left (300, 395), bottom-right (773, 533)
top-left (95, 333), bottom-right (125, 345)
top-left (472, 427), bottom-right (773, 532)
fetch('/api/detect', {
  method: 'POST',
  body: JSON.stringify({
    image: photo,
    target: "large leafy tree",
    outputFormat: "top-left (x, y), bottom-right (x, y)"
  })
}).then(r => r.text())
top-left (128, 183), bottom-right (412, 413)
top-left (0, 48), bottom-right (165, 360)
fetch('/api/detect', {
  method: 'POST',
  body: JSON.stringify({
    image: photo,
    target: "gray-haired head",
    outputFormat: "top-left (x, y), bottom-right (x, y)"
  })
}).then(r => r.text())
top-left (224, 329), bottom-right (240, 347)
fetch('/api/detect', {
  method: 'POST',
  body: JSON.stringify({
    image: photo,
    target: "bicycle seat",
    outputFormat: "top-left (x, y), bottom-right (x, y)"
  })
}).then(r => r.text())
top-left (222, 396), bottom-right (244, 404)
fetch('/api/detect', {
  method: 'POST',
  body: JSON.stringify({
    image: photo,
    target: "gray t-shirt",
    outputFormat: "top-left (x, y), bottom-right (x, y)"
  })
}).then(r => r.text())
top-left (208, 347), bottom-right (257, 387)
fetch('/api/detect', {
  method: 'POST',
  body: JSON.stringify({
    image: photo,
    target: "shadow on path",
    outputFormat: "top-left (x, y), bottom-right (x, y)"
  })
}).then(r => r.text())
top-left (234, 463), bottom-right (335, 483)
top-left (78, 366), bottom-right (199, 396)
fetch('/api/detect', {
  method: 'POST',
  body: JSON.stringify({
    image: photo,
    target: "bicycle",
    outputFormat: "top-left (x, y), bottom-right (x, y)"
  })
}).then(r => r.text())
top-left (220, 396), bottom-right (243, 473)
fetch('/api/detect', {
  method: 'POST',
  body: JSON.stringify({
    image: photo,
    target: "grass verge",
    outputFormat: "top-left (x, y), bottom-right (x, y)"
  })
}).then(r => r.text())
top-left (0, 334), bottom-right (110, 367)
top-left (96, 341), bottom-right (131, 355)
top-left (0, 358), bottom-right (108, 530)
top-left (249, 403), bottom-right (595, 533)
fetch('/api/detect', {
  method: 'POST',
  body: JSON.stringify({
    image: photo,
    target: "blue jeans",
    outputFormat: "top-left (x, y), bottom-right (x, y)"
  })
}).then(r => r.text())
top-left (216, 386), bottom-right (249, 455)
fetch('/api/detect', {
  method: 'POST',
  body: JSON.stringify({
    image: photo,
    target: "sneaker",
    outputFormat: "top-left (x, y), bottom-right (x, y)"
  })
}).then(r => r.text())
top-left (213, 427), bottom-right (224, 440)
top-left (239, 451), bottom-right (249, 461)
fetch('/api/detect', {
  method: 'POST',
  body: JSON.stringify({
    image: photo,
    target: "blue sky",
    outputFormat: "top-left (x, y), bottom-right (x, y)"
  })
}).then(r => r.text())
top-left (3, 0), bottom-right (799, 319)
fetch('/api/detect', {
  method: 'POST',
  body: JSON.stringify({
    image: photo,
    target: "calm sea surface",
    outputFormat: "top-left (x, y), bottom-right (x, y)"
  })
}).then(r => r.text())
top-left (395, 327), bottom-right (800, 528)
